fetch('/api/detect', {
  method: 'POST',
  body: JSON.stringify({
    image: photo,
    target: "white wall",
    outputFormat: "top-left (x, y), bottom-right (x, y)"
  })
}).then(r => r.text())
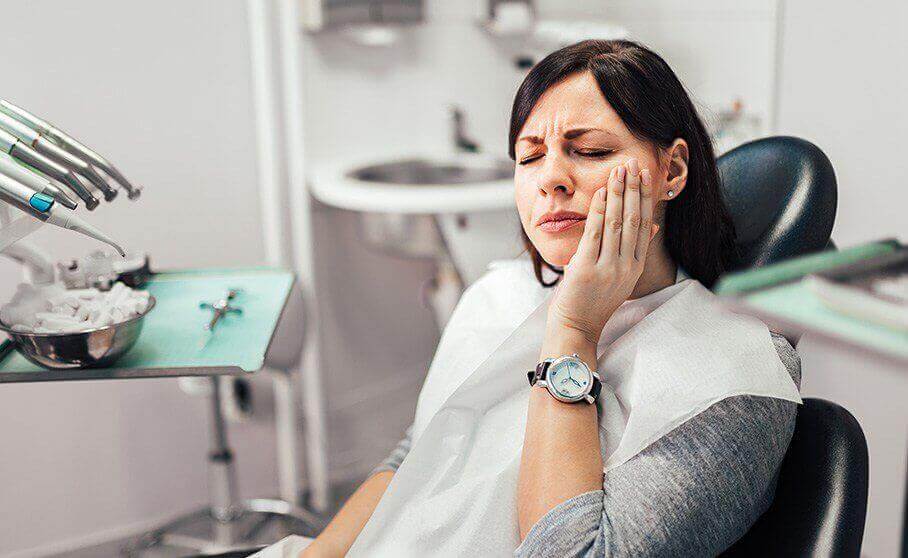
top-left (537, 0), bottom-right (780, 135)
top-left (776, 0), bottom-right (908, 245)
top-left (0, 1), bottom-right (283, 555)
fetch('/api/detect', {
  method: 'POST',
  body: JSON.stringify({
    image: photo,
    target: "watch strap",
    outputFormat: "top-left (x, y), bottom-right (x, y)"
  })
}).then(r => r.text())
top-left (527, 360), bottom-right (550, 386)
top-left (589, 376), bottom-right (602, 400)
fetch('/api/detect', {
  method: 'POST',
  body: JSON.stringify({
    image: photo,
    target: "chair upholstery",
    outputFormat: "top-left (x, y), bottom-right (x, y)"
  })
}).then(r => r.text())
top-left (717, 136), bottom-right (838, 270)
top-left (721, 398), bottom-right (869, 557)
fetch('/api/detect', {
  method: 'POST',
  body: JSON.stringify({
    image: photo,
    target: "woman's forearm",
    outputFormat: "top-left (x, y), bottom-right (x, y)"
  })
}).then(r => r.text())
top-left (302, 470), bottom-right (394, 557)
top-left (517, 324), bottom-right (604, 541)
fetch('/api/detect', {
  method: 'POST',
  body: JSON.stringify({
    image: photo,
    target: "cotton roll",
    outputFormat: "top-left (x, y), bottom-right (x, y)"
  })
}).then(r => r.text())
top-left (1, 282), bottom-right (151, 333)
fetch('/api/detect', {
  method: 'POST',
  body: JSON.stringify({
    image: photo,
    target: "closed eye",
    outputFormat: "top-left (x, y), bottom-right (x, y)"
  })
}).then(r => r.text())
top-left (518, 154), bottom-right (543, 165)
top-left (575, 149), bottom-right (613, 158)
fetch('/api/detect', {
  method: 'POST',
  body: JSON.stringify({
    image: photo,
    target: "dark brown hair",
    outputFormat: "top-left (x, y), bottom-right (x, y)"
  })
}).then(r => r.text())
top-left (509, 39), bottom-right (738, 288)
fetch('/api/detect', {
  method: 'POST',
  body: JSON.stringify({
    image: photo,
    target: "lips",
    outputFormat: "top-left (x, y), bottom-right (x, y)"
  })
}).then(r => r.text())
top-left (537, 211), bottom-right (587, 233)
top-left (539, 218), bottom-right (585, 232)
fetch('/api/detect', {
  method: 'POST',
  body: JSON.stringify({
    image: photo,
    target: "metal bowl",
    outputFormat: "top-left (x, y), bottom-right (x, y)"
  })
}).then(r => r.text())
top-left (0, 296), bottom-right (156, 369)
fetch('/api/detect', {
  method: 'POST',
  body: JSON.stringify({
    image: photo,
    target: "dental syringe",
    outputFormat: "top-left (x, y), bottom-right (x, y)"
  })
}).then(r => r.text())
top-left (0, 99), bottom-right (141, 200)
top-left (0, 172), bottom-right (124, 256)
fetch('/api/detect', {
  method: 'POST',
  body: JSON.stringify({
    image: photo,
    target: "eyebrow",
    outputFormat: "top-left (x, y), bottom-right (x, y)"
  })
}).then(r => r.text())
top-left (565, 127), bottom-right (605, 139)
top-left (517, 127), bottom-right (611, 144)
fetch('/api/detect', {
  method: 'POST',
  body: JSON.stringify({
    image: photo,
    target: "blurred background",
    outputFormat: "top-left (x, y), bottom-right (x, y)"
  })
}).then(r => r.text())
top-left (0, 0), bottom-right (905, 556)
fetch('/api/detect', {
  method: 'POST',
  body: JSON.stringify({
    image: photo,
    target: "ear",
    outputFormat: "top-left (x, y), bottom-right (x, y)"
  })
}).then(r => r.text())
top-left (663, 138), bottom-right (689, 201)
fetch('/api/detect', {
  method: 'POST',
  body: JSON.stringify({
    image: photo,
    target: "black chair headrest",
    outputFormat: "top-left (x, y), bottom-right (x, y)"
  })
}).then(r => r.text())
top-left (718, 136), bottom-right (838, 270)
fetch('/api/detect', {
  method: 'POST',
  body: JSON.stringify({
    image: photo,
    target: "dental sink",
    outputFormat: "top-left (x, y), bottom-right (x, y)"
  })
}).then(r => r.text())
top-left (309, 152), bottom-right (521, 325)
top-left (348, 157), bottom-right (513, 187)
top-left (310, 153), bottom-right (515, 214)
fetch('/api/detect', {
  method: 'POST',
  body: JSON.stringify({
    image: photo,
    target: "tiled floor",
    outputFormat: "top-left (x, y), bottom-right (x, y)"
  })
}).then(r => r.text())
top-left (49, 481), bottom-right (361, 558)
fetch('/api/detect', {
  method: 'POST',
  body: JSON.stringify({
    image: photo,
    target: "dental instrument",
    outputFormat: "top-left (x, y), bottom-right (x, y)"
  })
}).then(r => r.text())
top-left (198, 288), bottom-right (243, 349)
top-left (0, 151), bottom-right (78, 209)
top-left (0, 111), bottom-right (118, 201)
top-left (200, 289), bottom-right (243, 332)
top-left (0, 173), bottom-right (124, 255)
top-left (0, 128), bottom-right (99, 209)
top-left (0, 99), bottom-right (142, 199)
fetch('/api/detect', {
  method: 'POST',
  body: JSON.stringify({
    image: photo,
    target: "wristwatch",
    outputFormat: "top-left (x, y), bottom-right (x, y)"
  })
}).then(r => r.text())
top-left (527, 353), bottom-right (602, 404)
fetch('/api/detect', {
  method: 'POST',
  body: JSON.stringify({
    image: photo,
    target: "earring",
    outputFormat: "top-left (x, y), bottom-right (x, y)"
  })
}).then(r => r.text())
top-left (667, 190), bottom-right (675, 198)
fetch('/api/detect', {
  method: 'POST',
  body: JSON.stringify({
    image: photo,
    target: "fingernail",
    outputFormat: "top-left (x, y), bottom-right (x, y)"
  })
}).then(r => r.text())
top-left (598, 187), bottom-right (606, 201)
top-left (617, 166), bottom-right (626, 181)
top-left (641, 168), bottom-right (651, 184)
top-left (627, 158), bottom-right (639, 175)
top-left (651, 224), bottom-right (660, 239)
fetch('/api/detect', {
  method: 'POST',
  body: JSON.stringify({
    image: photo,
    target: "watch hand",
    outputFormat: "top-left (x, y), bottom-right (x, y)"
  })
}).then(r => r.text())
top-left (571, 378), bottom-right (582, 388)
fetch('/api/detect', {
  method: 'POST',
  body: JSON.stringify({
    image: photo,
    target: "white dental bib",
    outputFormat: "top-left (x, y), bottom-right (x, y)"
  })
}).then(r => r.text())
top-left (347, 259), bottom-right (801, 557)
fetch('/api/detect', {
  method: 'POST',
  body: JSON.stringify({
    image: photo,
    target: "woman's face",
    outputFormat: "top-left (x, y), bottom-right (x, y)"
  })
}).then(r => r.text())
top-left (514, 71), bottom-right (672, 268)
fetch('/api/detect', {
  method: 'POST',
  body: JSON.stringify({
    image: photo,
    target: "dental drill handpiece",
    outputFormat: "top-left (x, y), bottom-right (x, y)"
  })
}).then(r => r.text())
top-left (0, 128), bottom-right (99, 210)
top-left (0, 99), bottom-right (141, 200)
top-left (0, 111), bottom-right (118, 202)
top-left (0, 151), bottom-right (78, 209)
top-left (0, 173), bottom-right (125, 256)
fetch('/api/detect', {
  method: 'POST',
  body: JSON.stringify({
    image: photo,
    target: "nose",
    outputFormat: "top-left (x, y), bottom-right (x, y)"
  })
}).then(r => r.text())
top-left (537, 153), bottom-right (574, 197)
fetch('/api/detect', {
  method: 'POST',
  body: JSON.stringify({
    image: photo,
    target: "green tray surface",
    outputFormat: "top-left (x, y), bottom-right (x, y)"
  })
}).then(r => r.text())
top-left (742, 281), bottom-right (908, 360)
top-left (716, 239), bottom-right (907, 362)
top-left (0, 267), bottom-right (294, 376)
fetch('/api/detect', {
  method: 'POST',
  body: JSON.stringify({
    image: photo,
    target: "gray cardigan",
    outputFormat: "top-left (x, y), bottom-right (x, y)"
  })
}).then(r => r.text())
top-left (369, 332), bottom-right (801, 557)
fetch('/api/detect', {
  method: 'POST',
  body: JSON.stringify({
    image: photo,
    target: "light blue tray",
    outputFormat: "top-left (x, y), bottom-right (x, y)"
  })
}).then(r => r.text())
top-left (0, 267), bottom-right (295, 381)
top-left (716, 240), bottom-right (907, 365)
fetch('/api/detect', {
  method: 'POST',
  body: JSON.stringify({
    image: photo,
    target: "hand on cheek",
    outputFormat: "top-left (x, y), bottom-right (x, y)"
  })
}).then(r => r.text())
top-left (549, 158), bottom-right (659, 343)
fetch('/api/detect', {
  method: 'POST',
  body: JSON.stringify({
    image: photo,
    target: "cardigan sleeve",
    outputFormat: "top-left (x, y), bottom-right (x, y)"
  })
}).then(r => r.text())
top-left (513, 333), bottom-right (802, 558)
top-left (368, 423), bottom-right (414, 478)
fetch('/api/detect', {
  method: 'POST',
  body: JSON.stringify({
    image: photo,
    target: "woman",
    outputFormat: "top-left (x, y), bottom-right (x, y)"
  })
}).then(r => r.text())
top-left (302, 40), bottom-right (801, 557)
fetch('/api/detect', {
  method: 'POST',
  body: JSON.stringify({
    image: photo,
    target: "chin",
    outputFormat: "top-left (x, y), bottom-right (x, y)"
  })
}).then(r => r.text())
top-left (534, 237), bottom-right (579, 268)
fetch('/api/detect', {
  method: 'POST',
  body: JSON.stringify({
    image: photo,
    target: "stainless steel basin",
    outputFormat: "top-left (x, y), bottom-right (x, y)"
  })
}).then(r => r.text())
top-left (0, 296), bottom-right (156, 369)
top-left (347, 157), bottom-right (513, 186)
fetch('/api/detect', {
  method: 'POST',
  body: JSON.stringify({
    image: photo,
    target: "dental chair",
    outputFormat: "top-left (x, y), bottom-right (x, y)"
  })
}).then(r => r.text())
top-left (716, 136), bottom-right (868, 556)
top-left (721, 398), bottom-right (869, 557)
top-left (717, 135), bottom-right (838, 269)
top-left (194, 136), bottom-right (861, 557)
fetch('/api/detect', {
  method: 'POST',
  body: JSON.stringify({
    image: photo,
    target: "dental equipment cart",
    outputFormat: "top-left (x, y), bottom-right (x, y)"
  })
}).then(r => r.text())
top-left (0, 267), bottom-right (325, 556)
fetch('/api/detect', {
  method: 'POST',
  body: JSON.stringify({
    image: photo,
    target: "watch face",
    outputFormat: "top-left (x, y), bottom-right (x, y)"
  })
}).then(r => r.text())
top-left (548, 357), bottom-right (592, 400)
